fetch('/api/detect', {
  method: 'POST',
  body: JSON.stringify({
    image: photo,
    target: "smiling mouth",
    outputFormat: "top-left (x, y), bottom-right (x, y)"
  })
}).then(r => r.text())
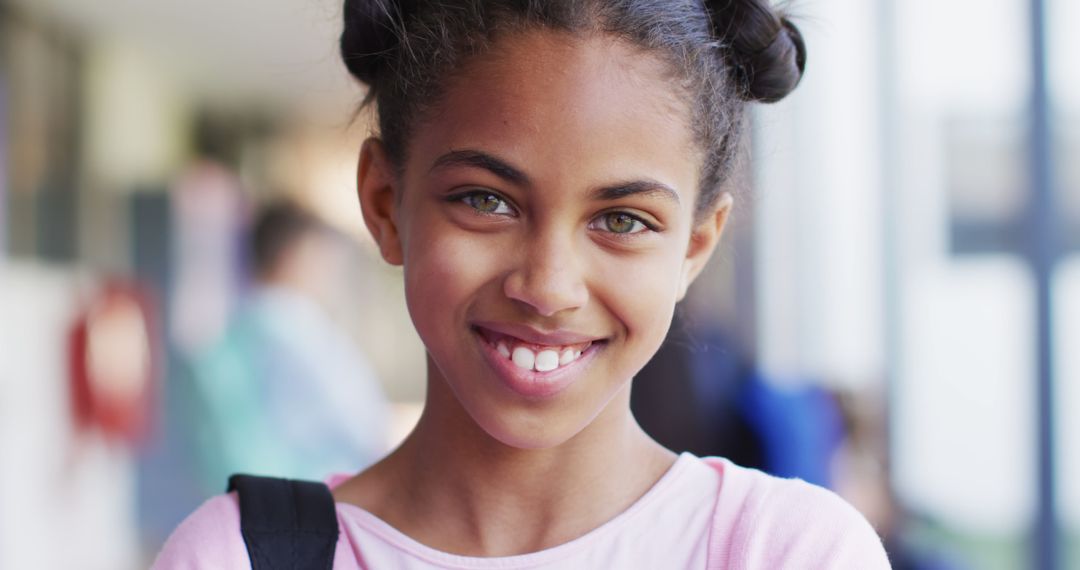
top-left (474, 327), bottom-right (601, 373)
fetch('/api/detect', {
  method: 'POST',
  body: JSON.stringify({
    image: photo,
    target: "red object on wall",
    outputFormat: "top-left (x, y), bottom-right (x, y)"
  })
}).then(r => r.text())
top-left (68, 281), bottom-right (160, 445)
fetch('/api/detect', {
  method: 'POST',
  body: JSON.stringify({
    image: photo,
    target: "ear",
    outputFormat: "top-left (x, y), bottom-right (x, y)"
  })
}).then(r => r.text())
top-left (677, 192), bottom-right (733, 301)
top-left (357, 137), bottom-right (404, 265)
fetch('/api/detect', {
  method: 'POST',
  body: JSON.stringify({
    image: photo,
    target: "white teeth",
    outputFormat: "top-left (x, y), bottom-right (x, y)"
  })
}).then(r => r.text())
top-left (535, 350), bottom-right (559, 372)
top-left (511, 346), bottom-right (536, 370)
top-left (497, 339), bottom-right (588, 372)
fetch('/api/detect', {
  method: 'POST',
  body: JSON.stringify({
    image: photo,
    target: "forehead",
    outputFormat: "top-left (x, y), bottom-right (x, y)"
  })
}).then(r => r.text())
top-left (405, 30), bottom-right (701, 199)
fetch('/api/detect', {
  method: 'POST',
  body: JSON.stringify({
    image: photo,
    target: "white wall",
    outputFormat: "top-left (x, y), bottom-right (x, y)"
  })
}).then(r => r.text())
top-left (753, 0), bottom-right (885, 389)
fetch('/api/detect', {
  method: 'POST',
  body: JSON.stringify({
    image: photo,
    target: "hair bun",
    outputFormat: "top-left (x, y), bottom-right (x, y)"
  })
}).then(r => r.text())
top-left (340, 0), bottom-right (406, 86)
top-left (706, 0), bottom-right (807, 103)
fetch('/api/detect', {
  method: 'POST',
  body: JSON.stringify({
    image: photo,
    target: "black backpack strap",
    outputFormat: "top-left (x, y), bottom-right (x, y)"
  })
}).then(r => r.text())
top-left (227, 474), bottom-right (339, 570)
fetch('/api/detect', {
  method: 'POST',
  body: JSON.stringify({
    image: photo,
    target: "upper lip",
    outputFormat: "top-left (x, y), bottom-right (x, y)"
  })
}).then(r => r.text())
top-left (472, 320), bottom-right (603, 346)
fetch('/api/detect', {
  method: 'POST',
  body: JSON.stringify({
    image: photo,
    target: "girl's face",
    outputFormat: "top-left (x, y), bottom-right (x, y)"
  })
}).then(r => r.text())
top-left (359, 31), bottom-right (730, 449)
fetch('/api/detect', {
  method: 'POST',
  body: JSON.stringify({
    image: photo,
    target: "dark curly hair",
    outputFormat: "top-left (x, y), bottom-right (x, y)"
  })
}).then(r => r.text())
top-left (340, 0), bottom-right (806, 217)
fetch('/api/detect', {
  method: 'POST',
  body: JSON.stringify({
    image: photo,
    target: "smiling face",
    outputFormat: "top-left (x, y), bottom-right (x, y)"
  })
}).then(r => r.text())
top-left (358, 30), bottom-right (731, 450)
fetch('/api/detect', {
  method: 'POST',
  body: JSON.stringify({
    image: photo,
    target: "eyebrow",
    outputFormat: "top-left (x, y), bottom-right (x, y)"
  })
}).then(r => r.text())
top-left (430, 150), bottom-right (531, 186)
top-left (591, 179), bottom-right (681, 205)
top-left (429, 148), bottom-right (680, 205)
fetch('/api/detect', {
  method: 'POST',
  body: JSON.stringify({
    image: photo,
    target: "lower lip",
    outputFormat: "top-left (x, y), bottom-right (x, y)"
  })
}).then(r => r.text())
top-left (475, 332), bottom-right (599, 399)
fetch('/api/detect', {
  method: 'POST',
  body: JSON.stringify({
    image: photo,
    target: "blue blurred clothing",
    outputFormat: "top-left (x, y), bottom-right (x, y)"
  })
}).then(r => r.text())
top-left (190, 285), bottom-right (387, 491)
top-left (632, 323), bottom-right (842, 487)
top-left (737, 374), bottom-right (843, 488)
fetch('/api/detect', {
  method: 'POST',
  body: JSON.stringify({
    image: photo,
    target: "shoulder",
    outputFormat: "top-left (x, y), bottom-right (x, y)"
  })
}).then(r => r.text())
top-left (151, 493), bottom-right (251, 570)
top-left (701, 457), bottom-right (891, 569)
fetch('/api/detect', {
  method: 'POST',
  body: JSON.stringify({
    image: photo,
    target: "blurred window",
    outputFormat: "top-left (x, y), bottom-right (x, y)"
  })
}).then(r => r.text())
top-left (1049, 0), bottom-right (1080, 565)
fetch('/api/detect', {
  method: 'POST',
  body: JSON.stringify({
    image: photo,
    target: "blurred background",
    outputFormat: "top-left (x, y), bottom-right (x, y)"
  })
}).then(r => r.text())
top-left (0, 0), bottom-right (1075, 568)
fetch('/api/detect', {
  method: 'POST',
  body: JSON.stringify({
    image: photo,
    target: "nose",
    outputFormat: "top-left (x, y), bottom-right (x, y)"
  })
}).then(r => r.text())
top-left (503, 231), bottom-right (589, 317)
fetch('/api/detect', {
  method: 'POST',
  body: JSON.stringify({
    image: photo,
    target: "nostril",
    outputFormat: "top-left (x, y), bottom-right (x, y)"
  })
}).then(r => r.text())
top-left (503, 266), bottom-right (588, 317)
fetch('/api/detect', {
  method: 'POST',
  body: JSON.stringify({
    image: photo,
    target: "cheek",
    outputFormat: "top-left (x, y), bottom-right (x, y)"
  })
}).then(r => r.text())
top-left (400, 215), bottom-right (501, 341)
top-left (592, 246), bottom-right (686, 351)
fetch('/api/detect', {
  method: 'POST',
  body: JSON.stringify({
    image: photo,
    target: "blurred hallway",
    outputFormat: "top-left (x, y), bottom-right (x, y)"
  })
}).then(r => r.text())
top-left (1, 0), bottom-right (1077, 568)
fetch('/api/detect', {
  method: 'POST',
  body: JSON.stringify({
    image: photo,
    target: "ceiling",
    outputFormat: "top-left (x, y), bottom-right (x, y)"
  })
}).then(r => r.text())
top-left (9, 0), bottom-right (363, 113)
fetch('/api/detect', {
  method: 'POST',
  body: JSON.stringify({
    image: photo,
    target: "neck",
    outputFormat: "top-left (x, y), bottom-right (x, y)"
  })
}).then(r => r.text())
top-left (370, 362), bottom-right (675, 556)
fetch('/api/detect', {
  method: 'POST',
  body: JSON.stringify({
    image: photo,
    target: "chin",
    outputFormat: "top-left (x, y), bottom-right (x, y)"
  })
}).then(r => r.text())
top-left (456, 374), bottom-right (623, 452)
top-left (471, 409), bottom-right (591, 451)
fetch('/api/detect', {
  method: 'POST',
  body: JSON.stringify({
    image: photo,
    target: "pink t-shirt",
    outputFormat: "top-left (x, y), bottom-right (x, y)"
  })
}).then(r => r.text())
top-left (153, 453), bottom-right (890, 569)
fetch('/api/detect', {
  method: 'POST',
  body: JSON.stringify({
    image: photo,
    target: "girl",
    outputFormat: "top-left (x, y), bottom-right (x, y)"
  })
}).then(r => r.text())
top-left (155, 0), bottom-right (891, 568)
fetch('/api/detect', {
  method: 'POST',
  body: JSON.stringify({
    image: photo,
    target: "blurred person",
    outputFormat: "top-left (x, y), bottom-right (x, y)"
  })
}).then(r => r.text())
top-left (831, 392), bottom-right (970, 570)
top-left (633, 318), bottom-right (844, 488)
top-left (156, 1), bottom-right (890, 569)
top-left (187, 200), bottom-right (388, 492)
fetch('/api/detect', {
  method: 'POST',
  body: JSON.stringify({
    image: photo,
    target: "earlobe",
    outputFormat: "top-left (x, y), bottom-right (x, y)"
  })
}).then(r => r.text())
top-left (676, 193), bottom-right (733, 301)
top-left (357, 137), bottom-right (404, 266)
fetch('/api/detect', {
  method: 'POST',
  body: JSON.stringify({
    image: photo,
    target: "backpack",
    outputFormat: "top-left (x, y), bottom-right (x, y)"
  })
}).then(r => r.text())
top-left (227, 474), bottom-right (339, 570)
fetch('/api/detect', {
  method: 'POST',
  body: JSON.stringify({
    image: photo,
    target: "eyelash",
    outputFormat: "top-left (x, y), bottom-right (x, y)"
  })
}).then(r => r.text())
top-left (450, 189), bottom-right (658, 236)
